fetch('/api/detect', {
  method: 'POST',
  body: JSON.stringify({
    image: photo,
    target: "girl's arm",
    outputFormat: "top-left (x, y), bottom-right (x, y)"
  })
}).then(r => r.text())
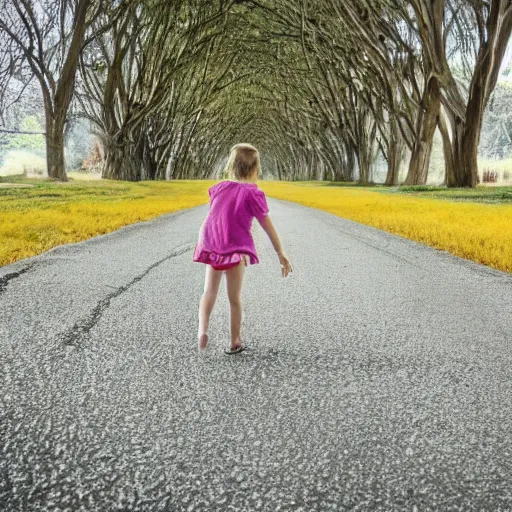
top-left (258, 215), bottom-right (293, 277)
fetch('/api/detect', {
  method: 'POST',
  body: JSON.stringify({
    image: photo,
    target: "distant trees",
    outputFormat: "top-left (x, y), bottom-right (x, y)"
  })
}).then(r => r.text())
top-left (480, 82), bottom-right (512, 159)
top-left (261, 0), bottom-right (512, 186)
top-left (405, 0), bottom-right (512, 186)
top-left (76, 1), bottom-right (247, 180)
top-left (0, 0), bottom-right (105, 180)
top-left (0, 19), bottom-right (26, 126)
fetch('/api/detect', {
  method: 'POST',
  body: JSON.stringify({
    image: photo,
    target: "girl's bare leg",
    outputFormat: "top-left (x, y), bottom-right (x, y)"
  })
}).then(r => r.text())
top-left (225, 259), bottom-right (246, 349)
top-left (198, 264), bottom-right (223, 348)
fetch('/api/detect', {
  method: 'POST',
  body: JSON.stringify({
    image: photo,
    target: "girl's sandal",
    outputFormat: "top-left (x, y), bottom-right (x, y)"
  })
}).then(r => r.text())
top-left (225, 344), bottom-right (246, 355)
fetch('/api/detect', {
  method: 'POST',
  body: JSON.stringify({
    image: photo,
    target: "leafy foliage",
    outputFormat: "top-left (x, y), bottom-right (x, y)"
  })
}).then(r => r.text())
top-left (3, 116), bottom-right (45, 151)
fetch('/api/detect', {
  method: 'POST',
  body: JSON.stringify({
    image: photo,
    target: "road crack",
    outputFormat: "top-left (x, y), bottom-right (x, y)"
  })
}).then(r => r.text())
top-left (0, 264), bottom-right (35, 294)
top-left (59, 243), bottom-right (195, 347)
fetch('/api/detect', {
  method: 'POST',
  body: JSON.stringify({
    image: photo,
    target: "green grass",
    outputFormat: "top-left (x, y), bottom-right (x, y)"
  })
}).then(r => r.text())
top-left (2, 174), bottom-right (512, 204)
top-left (287, 180), bottom-right (512, 204)
top-left (382, 185), bottom-right (512, 203)
top-left (0, 177), bottom-right (134, 211)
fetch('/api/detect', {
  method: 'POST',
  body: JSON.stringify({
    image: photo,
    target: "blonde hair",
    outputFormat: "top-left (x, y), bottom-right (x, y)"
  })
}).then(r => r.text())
top-left (225, 143), bottom-right (261, 181)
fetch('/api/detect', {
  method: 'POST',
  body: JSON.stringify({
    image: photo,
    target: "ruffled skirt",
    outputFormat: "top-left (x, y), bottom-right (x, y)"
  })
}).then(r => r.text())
top-left (194, 250), bottom-right (250, 271)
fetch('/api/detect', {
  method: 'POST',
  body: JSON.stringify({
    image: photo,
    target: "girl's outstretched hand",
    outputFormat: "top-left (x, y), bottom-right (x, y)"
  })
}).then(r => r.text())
top-left (258, 215), bottom-right (292, 277)
top-left (278, 252), bottom-right (293, 277)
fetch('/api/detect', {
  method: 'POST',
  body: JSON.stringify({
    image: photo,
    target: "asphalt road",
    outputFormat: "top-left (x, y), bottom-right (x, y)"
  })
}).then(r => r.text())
top-left (1, 198), bottom-right (512, 512)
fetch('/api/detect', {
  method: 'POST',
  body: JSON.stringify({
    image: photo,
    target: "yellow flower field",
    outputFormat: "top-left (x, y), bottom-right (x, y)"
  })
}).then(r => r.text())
top-left (0, 179), bottom-right (213, 266)
top-left (259, 182), bottom-right (512, 273)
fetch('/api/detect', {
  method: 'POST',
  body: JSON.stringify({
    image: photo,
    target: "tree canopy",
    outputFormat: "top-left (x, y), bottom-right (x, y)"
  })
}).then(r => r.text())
top-left (1, 0), bottom-right (512, 186)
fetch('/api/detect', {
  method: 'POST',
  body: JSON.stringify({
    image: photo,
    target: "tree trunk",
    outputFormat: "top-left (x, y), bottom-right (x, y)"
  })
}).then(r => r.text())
top-left (444, 119), bottom-right (479, 187)
top-left (404, 77), bottom-right (440, 185)
top-left (43, 0), bottom-right (90, 182)
top-left (384, 138), bottom-right (404, 186)
top-left (102, 136), bottom-right (142, 181)
top-left (355, 136), bottom-right (374, 185)
top-left (166, 152), bottom-right (176, 180)
top-left (276, 161), bottom-right (282, 181)
top-left (443, 69), bottom-right (489, 187)
top-left (317, 160), bottom-right (325, 181)
top-left (333, 157), bottom-right (345, 181)
top-left (356, 150), bottom-right (371, 185)
top-left (45, 116), bottom-right (68, 181)
top-left (437, 107), bottom-right (454, 186)
top-left (139, 133), bottom-right (157, 180)
top-left (343, 147), bottom-right (355, 181)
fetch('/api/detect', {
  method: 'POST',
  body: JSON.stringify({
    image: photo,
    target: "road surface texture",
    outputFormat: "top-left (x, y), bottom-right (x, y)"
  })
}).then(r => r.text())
top-left (1, 198), bottom-right (511, 512)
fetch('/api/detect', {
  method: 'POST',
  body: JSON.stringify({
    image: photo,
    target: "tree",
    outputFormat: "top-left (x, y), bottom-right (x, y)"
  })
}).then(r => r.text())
top-left (407, 0), bottom-right (512, 187)
top-left (78, 0), bottom-right (239, 180)
top-left (0, 0), bottom-right (109, 180)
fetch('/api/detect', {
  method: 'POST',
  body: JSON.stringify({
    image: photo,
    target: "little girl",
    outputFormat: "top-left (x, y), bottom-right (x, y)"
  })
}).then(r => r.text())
top-left (193, 143), bottom-right (293, 354)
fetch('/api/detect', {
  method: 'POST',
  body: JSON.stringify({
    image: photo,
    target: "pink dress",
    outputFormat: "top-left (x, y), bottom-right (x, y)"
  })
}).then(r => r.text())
top-left (193, 180), bottom-right (270, 270)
